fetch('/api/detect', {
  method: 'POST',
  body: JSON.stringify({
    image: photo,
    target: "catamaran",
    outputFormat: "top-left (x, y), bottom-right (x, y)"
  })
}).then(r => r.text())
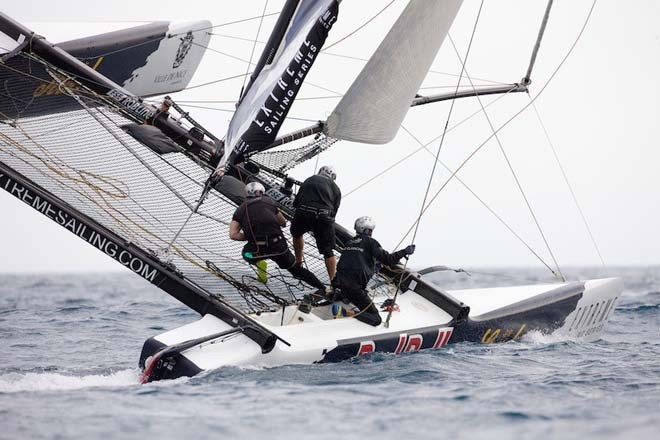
top-left (0, 0), bottom-right (620, 383)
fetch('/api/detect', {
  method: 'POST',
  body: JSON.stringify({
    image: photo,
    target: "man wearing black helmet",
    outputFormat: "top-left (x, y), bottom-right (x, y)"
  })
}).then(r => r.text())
top-left (291, 165), bottom-right (342, 281)
top-left (230, 181), bottom-right (326, 292)
top-left (332, 216), bottom-right (415, 326)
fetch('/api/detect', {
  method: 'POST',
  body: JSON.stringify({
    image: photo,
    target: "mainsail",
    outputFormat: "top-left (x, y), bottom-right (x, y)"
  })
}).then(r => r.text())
top-left (220, 0), bottom-right (340, 167)
top-left (325, 0), bottom-right (463, 144)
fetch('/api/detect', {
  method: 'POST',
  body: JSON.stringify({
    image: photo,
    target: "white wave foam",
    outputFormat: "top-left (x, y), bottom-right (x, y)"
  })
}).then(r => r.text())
top-left (0, 369), bottom-right (139, 393)
top-left (521, 329), bottom-right (573, 344)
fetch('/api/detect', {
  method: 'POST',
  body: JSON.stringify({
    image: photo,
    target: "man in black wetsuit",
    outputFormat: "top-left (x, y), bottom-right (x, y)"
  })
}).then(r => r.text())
top-left (230, 182), bottom-right (326, 292)
top-left (291, 165), bottom-right (341, 280)
top-left (333, 216), bottom-right (415, 326)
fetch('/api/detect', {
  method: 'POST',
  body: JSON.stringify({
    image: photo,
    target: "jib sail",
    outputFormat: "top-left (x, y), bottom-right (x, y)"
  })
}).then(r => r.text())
top-left (325, 0), bottom-right (463, 144)
top-left (219, 0), bottom-right (340, 167)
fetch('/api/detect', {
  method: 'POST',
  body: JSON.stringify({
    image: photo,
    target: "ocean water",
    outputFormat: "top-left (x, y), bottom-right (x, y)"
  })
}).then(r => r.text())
top-left (0, 267), bottom-right (658, 439)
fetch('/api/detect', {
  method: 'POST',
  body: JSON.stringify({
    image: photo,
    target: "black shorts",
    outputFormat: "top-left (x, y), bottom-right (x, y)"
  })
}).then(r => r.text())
top-left (290, 211), bottom-right (336, 258)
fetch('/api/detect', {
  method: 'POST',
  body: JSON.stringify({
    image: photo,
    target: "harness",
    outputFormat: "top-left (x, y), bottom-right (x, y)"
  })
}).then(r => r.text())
top-left (251, 235), bottom-right (285, 247)
top-left (297, 205), bottom-right (334, 218)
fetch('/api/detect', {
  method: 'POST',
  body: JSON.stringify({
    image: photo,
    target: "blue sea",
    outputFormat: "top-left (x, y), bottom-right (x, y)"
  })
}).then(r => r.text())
top-left (0, 267), bottom-right (658, 439)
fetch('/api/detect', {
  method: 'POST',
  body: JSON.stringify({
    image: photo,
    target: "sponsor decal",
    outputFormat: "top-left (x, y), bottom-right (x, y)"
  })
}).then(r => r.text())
top-left (107, 89), bottom-right (154, 120)
top-left (404, 334), bottom-right (423, 352)
top-left (481, 323), bottom-right (526, 344)
top-left (357, 341), bottom-right (375, 356)
top-left (154, 70), bottom-right (188, 84)
top-left (0, 173), bottom-right (159, 283)
top-left (394, 333), bottom-right (408, 354)
top-left (265, 187), bottom-right (295, 209)
top-left (354, 328), bottom-right (453, 357)
top-left (33, 57), bottom-right (104, 98)
top-left (173, 31), bottom-right (194, 69)
top-left (228, 1), bottom-right (339, 164)
top-left (569, 299), bottom-right (616, 338)
top-left (252, 39), bottom-right (320, 136)
top-left (432, 328), bottom-right (453, 349)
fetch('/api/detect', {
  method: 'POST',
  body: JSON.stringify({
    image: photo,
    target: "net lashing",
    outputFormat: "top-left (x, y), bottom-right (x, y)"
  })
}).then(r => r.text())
top-left (0, 53), bottom-right (335, 313)
top-left (251, 133), bottom-right (338, 174)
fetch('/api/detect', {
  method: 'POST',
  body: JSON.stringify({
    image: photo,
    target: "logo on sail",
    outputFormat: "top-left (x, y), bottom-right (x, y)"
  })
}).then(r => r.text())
top-left (173, 31), bottom-right (194, 69)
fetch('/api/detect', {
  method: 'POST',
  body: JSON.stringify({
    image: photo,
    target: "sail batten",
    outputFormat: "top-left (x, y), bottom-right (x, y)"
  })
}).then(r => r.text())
top-left (325, 0), bottom-right (463, 144)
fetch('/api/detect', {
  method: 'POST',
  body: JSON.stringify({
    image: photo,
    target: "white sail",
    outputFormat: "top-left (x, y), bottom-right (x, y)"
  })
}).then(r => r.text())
top-left (325, 0), bottom-right (463, 144)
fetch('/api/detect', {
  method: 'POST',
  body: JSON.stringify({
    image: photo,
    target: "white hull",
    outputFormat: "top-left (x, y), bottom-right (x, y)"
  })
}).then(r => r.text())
top-left (140, 277), bottom-right (622, 381)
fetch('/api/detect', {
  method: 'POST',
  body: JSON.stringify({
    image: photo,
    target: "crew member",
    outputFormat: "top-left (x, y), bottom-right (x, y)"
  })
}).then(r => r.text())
top-left (291, 165), bottom-right (341, 280)
top-left (333, 216), bottom-right (415, 326)
top-left (230, 182), bottom-right (326, 292)
top-left (146, 97), bottom-right (172, 125)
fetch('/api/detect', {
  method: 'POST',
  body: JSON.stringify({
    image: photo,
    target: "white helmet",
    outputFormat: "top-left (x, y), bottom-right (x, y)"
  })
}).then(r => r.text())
top-left (245, 181), bottom-right (265, 198)
top-left (354, 216), bottom-right (376, 234)
top-left (318, 165), bottom-right (337, 181)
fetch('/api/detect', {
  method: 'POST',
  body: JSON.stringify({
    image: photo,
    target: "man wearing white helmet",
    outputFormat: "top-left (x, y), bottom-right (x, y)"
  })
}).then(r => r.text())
top-left (230, 181), bottom-right (326, 292)
top-left (291, 165), bottom-right (341, 280)
top-left (333, 216), bottom-right (415, 326)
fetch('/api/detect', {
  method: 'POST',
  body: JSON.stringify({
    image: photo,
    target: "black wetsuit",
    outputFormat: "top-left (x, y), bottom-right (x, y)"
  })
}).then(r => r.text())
top-left (333, 233), bottom-right (409, 326)
top-left (232, 196), bottom-right (325, 290)
top-left (290, 174), bottom-right (342, 258)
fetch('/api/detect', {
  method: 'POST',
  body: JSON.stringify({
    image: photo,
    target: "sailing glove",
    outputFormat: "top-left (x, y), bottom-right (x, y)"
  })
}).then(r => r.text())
top-left (403, 244), bottom-right (416, 257)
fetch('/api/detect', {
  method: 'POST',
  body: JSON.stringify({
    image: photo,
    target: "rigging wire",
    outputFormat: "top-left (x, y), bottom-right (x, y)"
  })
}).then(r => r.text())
top-left (168, 12), bottom-right (280, 38)
top-left (209, 31), bottom-right (509, 86)
top-left (401, 126), bottom-right (557, 274)
top-left (171, 103), bottom-right (319, 123)
top-left (183, 72), bottom-right (252, 91)
top-left (241, 0), bottom-right (270, 96)
top-left (528, 97), bottom-right (606, 266)
top-left (447, 34), bottom-right (565, 281)
top-left (343, 89), bottom-right (514, 197)
top-left (171, 96), bottom-right (341, 104)
top-left (394, 0), bottom-right (600, 252)
top-left (385, 0), bottom-right (485, 328)
top-left (191, 42), bottom-right (258, 65)
top-left (322, 0), bottom-right (398, 51)
top-left (74, 12), bottom-right (280, 60)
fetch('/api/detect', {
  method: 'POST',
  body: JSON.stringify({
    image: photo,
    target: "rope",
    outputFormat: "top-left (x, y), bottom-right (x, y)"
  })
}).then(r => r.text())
top-left (395, 0), bottom-right (599, 252)
top-left (385, 0), bottom-right (485, 328)
top-left (447, 34), bottom-right (565, 281)
top-left (528, 97), bottom-right (606, 266)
